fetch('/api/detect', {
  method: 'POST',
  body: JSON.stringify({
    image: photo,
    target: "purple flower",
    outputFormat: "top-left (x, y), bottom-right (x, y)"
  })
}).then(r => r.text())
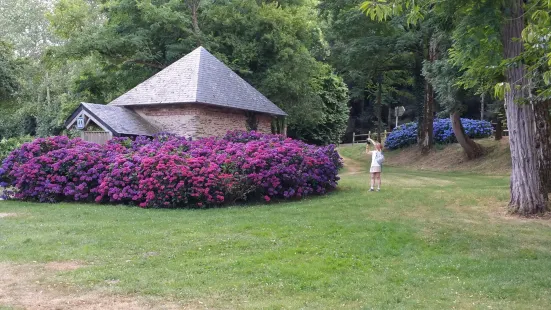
top-left (1, 131), bottom-right (341, 208)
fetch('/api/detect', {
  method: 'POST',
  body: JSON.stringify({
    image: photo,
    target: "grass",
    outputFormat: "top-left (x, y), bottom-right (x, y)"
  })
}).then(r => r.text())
top-left (1, 145), bottom-right (551, 309)
top-left (342, 138), bottom-right (512, 174)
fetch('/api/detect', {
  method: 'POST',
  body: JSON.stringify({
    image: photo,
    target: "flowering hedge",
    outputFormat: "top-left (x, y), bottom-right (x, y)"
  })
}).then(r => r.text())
top-left (0, 136), bottom-right (34, 163)
top-left (0, 132), bottom-right (342, 208)
top-left (385, 118), bottom-right (493, 150)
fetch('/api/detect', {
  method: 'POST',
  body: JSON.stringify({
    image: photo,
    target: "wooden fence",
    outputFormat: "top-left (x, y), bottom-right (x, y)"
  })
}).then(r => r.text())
top-left (491, 122), bottom-right (509, 137)
top-left (81, 131), bottom-right (112, 145)
top-left (352, 130), bottom-right (390, 144)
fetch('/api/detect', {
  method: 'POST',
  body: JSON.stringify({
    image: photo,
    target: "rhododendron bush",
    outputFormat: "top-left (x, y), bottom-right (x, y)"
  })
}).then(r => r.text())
top-left (0, 132), bottom-right (342, 208)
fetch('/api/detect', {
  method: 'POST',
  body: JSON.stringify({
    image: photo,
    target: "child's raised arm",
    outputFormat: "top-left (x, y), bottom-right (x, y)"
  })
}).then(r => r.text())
top-left (365, 143), bottom-right (372, 155)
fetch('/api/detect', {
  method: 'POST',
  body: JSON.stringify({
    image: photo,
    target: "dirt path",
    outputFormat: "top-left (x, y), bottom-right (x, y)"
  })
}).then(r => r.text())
top-left (0, 213), bottom-right (18, 218)
top-left (340, 154), bottom-right (366, 176)
top-left (0, 262), bottom-right (198, 310)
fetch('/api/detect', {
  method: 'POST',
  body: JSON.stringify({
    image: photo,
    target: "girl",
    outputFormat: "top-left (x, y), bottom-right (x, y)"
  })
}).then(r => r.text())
top-left (366, 138), bottom-right (383, 192)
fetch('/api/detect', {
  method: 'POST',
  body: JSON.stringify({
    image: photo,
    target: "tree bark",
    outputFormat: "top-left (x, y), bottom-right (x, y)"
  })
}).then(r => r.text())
top-left (534, 100), bottom-right (551, 192)
top-left (480, 92), bottom-right (485, 120)
top-left (419, 80), bottom-right (434, 154)
top-left (451, 112), bottom-right (484, 159)
top-left (495, 116), bottom-right (503, 141)
top-left (413, 42), bottom-right (425, 148)
top-left (502, 0), bottom-right (548, 215)
top-left (387, 104), bottom-right (392, 131)
top-left (419, 38), bottom-right (436, 155)
top-left (187, 0), bottom-right (202, 46)
top-left (45, 71), bottom-right (51, 106)
top-left (376, 75), bottom-right (383, 142)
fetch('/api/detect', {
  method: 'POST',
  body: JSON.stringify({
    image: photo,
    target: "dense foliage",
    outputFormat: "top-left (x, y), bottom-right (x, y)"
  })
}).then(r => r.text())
top-left (289, 72), bottom-right (350, 145)
top-left (0, 136), bottom-right (34, 163)
top-left (0, 0), bottom-right (350, 144)
top-left (0, 132), bottom-right (342, 207)
top-left (385, 119), bottom-right (493, 150)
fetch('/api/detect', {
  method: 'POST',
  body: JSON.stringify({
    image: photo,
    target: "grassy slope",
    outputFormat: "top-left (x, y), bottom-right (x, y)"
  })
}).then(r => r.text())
top-left (341, 138), bottom-right (512, 175)
top-left (2, 156), bottom-right (551, 308)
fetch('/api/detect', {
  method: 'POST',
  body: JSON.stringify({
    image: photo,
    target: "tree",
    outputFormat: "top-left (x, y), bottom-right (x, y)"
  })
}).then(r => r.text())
top-left (423, 56), bottom-right (484, 159)
top-left (186, 0), bottom-right (202, 45)
top-left (359, 1), bottom-right (440, 152)
top-left (419, 27), bottom-right (436, 154)
top-left (0, 0), bottom-right (56, 58)
top-left (0, 0), bottom-right (102, 139)
top-left (449, 0), bottom-right (504, 139)
top-left (361, 0), bottom-right (550, 214)
top-left (320, 0), bottom-right (417, 141)
top-left (522, 2), bottom-right (551, 193)
top-left (0, 41), bottom-right (25, 139)
top-left (423, 24), bottom-right (485, 159)
top-left (49, 0), bottom-right (341, 136)
top-left (0, 41), bottom-right (20, 101)
top-left (203, 1), bottom-right (331, 130)
top-left (289, 69), bottom-right (350, 145)
top-left (501, 0), bottom-right (547, 214)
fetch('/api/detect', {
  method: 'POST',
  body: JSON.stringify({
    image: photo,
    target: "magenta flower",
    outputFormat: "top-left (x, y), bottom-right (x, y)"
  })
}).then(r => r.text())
top-left (0, 131), bottom-right (342, 208)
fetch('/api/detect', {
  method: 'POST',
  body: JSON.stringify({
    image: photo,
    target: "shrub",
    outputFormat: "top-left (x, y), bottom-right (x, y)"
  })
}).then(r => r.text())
top-left (0, 136), bottom-right (91, 187)
top-left (8, 145), bottom-right (114, 202)
top-left (383, 123), bottom-right (418, 150)
top-left (385, 118), bottom-right (493, 150)
top-left (0, 136), bottom-right (34, 163)
top-left (289, 73), bottom-right (350, 145)
top-left (1, 131), bottom-right (342, 208)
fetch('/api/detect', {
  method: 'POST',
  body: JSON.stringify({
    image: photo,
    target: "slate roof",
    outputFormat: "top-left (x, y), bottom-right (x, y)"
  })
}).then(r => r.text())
top-left (109, 46), bottom-right (287, 116)
top-left (67, 103), bottom-right (160, 136)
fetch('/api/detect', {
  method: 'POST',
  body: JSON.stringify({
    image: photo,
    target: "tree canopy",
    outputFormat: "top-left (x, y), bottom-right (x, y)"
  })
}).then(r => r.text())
top-left (3, 0), bottom-right (551, 214)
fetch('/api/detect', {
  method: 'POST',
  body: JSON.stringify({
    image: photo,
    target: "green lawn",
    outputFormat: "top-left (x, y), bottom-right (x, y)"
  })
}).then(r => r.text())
top-left (1, 149), bottom-right (551, 309)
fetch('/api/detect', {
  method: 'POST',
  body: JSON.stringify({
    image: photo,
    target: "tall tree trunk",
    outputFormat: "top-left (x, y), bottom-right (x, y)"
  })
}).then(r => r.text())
top-left (387, 104), bottom-right (392, 131)
top-left (419, 37), bottom-right (436, 155)
top-left (419, 80), bottom-right (434, 154)
top-left (534, 100), bottom-right (551, 192)
top-left (414, 43), bottom-right (425, 148)
top-left (495, 116), bottom-right (503, 141)
top-left (45, 71), bottom-right (51, 106)
top-left (502, 0), bottom-right (548, 215)
top-left (480, 92), bottom-right (485, 120)
top-left (451, 112), bottom-right (484, 159)
top-left (187, 0), bottom-right (201, 46)
top-left (376, 75), bottom-right (383, 142)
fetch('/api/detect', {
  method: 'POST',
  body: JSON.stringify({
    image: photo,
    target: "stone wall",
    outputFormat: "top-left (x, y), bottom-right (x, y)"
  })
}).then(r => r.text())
top-left (257, 114), bottom-right (273, 133)
top-left (133, 105), bottom-right (199, 137)
top-left (132, 104), bottom-right (274, 138)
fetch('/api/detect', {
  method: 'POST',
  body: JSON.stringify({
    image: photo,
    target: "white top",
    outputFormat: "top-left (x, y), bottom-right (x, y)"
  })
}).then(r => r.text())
top-left (371, 151), bottom-right (381, 167)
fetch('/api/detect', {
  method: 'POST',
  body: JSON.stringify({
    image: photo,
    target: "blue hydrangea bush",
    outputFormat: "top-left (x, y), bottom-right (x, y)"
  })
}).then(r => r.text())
top-left (385, 118), bottom-right (493, 150)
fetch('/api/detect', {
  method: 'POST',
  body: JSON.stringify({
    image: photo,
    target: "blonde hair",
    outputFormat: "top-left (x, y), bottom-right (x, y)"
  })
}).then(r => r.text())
top-left (367, 142), bottom-right (383, 151)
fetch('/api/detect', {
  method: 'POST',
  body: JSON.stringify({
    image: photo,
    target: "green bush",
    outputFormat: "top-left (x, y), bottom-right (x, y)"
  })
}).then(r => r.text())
top-left (289, 72), bottom-right (350, 145)
top-left (0, 136), bottom-right (33, 163)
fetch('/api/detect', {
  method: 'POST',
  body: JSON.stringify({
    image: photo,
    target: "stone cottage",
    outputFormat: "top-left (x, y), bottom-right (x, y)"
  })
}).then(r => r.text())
top-left (65, 47), bottom-right (287, 143)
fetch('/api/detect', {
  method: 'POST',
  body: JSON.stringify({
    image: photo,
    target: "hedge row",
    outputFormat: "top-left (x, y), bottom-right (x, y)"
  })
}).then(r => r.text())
top-left (0, 132), bottom-right (342, 208)
top-left (0, 136), bottom-right (34, 163)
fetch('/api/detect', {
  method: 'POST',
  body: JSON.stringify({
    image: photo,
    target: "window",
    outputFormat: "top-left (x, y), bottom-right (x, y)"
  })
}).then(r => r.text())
top-left (76, 116), bottom-right (85, 129)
